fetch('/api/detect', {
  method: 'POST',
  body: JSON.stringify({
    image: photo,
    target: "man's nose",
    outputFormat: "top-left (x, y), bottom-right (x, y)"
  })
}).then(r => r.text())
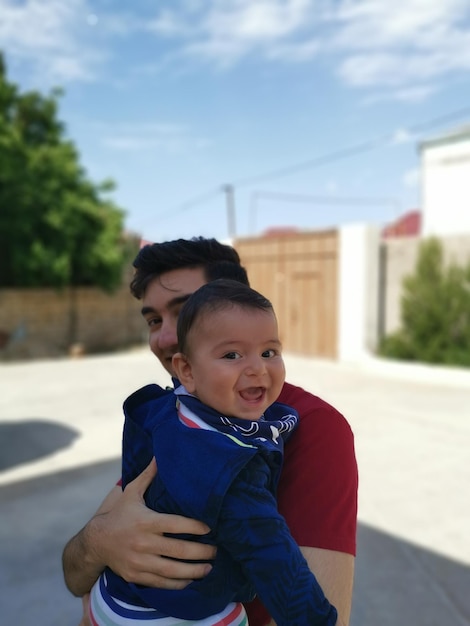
top-left (156, 320), bottom-right (177, 351)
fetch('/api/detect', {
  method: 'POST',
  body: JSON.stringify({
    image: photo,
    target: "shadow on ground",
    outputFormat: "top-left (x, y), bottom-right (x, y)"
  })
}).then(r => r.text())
top-left (352, 522), bottom-right (470, 626)
top-left (0, 420), bottom-right (79, 471)
top-left (0, 458), bottom-right (121, 626)
top-left (0, 459), bottom-right (469, 626)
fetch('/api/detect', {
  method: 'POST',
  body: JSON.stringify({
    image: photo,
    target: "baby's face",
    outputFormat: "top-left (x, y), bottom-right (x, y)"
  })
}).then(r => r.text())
top-left (183, 305), bottom-right (285, 420)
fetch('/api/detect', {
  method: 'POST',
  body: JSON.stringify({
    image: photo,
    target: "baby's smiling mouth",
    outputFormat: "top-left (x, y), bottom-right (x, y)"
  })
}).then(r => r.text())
top-left (239, 387), bottom-right (265, 402)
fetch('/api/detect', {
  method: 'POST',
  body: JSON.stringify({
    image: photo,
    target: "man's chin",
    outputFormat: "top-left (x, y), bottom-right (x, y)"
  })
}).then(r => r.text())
top-left (153, 352), bottom-right (175, 377)
top-left (163, 360), bottom-right (175, 377)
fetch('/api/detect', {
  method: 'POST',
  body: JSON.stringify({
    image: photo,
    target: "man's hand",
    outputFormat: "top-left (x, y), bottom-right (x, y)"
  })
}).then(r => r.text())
top-left (62, 458), bottom-right (216, 597)
top-left (95, 458), bottom-right (215, 588)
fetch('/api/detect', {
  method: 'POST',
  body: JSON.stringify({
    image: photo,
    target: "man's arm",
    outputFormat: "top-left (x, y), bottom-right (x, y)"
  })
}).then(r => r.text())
top-left (300, 547), bottom-right (354, 626)
top-left (261, 382), bottom-right (358, 626)
top-left (62, 484), bottom-right (122, 597)
top-left (62, 458), bottom-right (216, 597)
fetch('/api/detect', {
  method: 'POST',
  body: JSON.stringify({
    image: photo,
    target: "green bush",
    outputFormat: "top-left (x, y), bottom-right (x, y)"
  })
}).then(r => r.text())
top-left (379, 237), bottom-right (470, 366)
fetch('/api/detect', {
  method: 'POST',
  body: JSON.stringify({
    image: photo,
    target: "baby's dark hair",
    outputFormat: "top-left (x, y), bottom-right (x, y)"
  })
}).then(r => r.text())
top-left (177, 279), bottom-right (274, 354)
top-left (130, 237), bottom-right (249, 299)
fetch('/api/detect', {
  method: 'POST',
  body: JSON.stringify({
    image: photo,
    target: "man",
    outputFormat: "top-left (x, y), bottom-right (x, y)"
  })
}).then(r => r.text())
top-left (62, 237), bottom-right (358, 626)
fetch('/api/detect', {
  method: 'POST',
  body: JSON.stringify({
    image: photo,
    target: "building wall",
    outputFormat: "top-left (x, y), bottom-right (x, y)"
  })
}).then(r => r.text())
top-left (421, 131), bottom-right (470, 236)
top-left (337, 223), bottom-right (381, 361)
top-left (0, 286), bottom-right (144, 360)
top-left (235, 230), bottom-right (339, 359)
top-left (2, 231), bottom-right (469, 362)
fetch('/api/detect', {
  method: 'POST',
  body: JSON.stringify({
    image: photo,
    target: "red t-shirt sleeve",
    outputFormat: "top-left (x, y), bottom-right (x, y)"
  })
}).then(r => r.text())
top-left (245, 381), bottom-right (358, 626)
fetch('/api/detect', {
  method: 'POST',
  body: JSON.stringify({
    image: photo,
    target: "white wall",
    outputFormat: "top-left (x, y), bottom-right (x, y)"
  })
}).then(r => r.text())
top-left (337, 223), bottom-right (380, 362)
top-left (421, 134), bottom-right (470, 236)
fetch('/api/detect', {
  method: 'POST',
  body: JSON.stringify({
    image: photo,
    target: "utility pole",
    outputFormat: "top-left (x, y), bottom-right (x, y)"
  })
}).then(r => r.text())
top-left (222, 184), bottom-right (236, 239)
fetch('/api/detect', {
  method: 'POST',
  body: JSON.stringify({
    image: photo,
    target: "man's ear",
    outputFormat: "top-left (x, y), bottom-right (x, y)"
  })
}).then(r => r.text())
top-left (172, 352), bottom-right (196, 393)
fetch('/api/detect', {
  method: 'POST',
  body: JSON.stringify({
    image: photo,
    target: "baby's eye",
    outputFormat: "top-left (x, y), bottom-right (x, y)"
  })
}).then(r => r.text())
top-left (262, 349), bottom-right (277, 358)
top-left (223, 351), bottom-right (241, 360)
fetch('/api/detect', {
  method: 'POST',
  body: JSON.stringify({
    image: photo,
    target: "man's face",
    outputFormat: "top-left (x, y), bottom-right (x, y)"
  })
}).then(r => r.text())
top-left (141, 267), bottom-right (207, 375)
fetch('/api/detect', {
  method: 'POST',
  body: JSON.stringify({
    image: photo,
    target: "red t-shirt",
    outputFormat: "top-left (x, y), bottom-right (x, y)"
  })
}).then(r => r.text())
top-left (244, 381), bottom-right (358, 626)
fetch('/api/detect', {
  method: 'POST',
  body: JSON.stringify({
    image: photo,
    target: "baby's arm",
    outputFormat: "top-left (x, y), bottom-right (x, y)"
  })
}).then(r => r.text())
top-left (218, 458), bottom-right (338, 626)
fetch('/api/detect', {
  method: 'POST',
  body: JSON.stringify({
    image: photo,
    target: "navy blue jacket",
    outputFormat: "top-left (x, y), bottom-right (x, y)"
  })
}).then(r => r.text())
top-left (104, 384), bottom-right (337, 626)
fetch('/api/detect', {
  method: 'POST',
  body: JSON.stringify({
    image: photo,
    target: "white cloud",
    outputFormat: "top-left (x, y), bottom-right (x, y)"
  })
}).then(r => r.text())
top-left (333, 0), bottom-right (470, 90)
top-left (150, 0), bottom-right (470, 94)
top-left (86, 13), bottom-right (99, 27)
top-left (362, 84), bottom-right (437, 105)
top-left (266, 38), bottom-right (319, 62)
top-left (339, 46), bottom-right (470, 89)
top-left (147, 9), bottom-right (193, 37)
top-left (392, 85), bottom-right (437, 103)
top-left (403, 167), bottom-right (421, 188)
top-left (2, 0), bottom-right (470, 97)
top-left (98, 121), bottom-right (211, 155)
top-left (149, 0), bottom-right (317, 67)
top-left (390, 128), bottom-right (415, 145)
top-left (204, 0), bottom-right (310, 40)
top-left (333, 0), bottom-right (465, 49)
top-left (325, 179), bottom-right (339, 194)
top-left (0, 0), bottom-right (106, 83)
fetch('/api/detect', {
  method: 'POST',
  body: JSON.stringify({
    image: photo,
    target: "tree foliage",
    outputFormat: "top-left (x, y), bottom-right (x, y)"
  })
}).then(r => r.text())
top-left (379, 237), bottom-right (470, 366)
top-left (0, 53), bottom-right (130, 290)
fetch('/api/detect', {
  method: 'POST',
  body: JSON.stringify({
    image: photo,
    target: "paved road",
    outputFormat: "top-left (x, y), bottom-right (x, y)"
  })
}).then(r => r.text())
top-left (1, 349), bottom-right (469, 626)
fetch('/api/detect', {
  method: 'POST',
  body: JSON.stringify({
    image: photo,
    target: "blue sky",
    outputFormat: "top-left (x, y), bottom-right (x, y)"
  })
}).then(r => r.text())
top-left (2, 0), bottom-right (470, 243)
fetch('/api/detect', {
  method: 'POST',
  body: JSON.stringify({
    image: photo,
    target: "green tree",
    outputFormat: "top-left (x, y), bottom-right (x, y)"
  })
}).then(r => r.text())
top-left (379, 237), bottom-right (470, 366)
top-left (0, 53), bottom-right (129, 290)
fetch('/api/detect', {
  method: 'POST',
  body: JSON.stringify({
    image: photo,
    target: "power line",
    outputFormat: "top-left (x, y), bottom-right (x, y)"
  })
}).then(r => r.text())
top-left (249, 190), bottom-right (402, 233)
top-left (251, 190), bottom-right (399, 206)
top-left (146, 105), bottom-right (470, 224)
top-left (234, 137), bottom-right (386, 188)
top-left (142, 186), bottom-right (222, 224)
top-left (406, 105), bottom-right (470, 135)
top-left (234, 105), bottom-right (470, 189)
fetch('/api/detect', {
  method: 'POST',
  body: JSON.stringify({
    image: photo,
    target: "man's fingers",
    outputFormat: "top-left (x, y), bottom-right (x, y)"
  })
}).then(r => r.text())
top-left (123, 556), bottom-right (213, 589)
top-left (154, 513), bottom-right (213, 538)
top-left (154, 530), bottom-right (216, 560)
top-left (125, 457), bottom-right (157, 498)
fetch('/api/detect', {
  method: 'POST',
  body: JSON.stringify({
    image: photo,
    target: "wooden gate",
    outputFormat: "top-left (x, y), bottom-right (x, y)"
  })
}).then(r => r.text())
top-left (234, 230), bottom-right (339, 358)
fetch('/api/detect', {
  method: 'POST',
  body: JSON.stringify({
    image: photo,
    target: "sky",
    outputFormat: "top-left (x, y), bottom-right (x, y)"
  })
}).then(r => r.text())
top-left (1, 0), bottom-right (470, 243)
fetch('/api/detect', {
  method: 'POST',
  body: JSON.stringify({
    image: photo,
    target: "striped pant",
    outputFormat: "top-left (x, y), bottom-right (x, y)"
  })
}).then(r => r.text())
top-left (89, 574), bottom-right (248, 626)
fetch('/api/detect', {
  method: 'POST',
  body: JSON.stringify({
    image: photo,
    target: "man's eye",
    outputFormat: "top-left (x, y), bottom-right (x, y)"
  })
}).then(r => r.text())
top-left (223, 352), bottom-right (240, 360)
top-left (173, 306), bottom-right (184, 320)
top-left (147, 318), bottom-right (162, 328)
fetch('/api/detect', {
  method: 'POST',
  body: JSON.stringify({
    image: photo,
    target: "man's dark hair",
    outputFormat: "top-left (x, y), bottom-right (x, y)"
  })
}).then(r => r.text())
top-left (177, 278), bottom-right (274, 354)
top-left (130, 237), bottom-right (249, 299)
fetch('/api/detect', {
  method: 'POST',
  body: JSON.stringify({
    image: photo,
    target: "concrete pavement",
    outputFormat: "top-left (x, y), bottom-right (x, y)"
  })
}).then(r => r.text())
top-left (1, 348), bottom-right (469, 625)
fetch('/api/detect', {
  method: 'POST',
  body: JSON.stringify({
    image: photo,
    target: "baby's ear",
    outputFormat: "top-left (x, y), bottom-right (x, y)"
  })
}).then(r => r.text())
top-left (172, 352), bottom-right (196, 393)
